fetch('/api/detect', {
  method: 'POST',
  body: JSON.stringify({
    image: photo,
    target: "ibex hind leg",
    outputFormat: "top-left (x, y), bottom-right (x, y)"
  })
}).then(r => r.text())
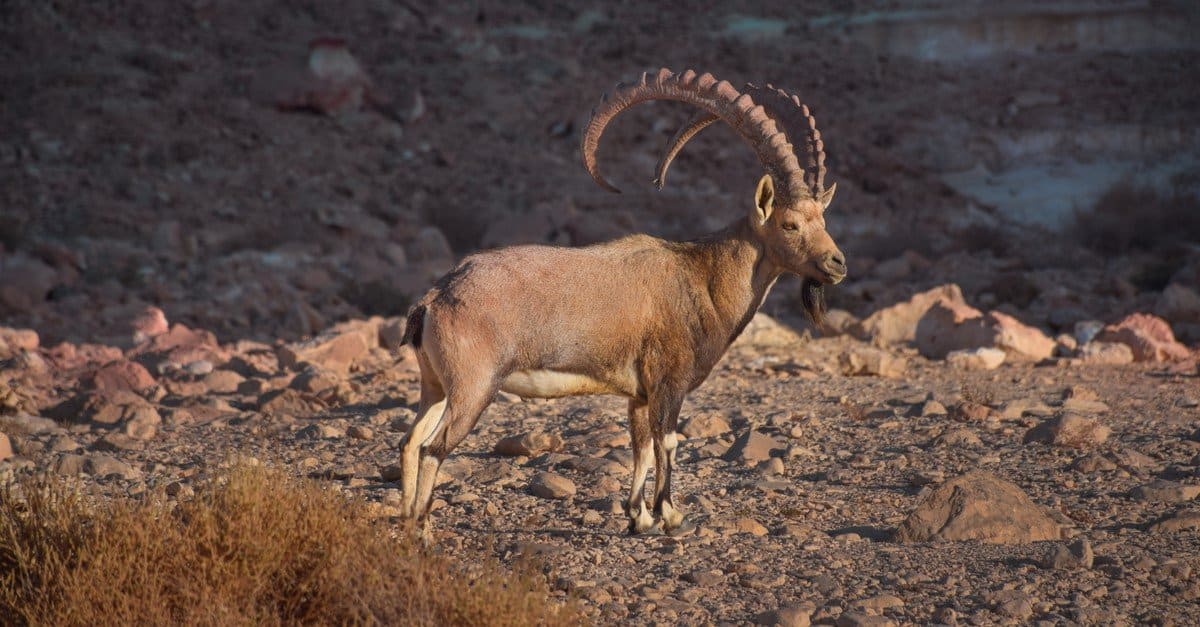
top-left (625, 400), bottom-right (657, 534)
top-left (413, 384), bottom-right (498, 523)
top-left (399, 357), bottom-right (446, 521)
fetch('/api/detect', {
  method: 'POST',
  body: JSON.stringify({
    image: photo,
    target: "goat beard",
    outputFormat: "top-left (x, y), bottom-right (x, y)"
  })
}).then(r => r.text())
top-left (800, 278), bottom-right (827, 328)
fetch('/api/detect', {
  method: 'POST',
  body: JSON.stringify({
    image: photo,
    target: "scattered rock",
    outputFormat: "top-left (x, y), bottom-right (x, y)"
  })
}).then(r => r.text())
top-left (131, 306), bottom-right (169, 345)
top-left (278, 319), bottom-right (380, 374)
top-left (850, 284), bottom-right (967, 345)
top-left (895, 471), bottom-right (1066, 543)
top-left (1023, 414), bottom-right (1110, 448)
top-left (680, 413), bottom-right (732, 439)
top-left (1072, 453), bottom-right (1117, 472)
top-left (733, 313), bottom-right (805, 348)
top-left (945, 347), bottom-right (1006, 370)
top-left (838, 347), bottom-right (907, 377)
top-left (0, 327), bottom-right (39, 358)
top-left (1042, 538), bottom-right (1094, 569)
top-left (0, 432), bottom-right (11, 460)
top-left (89, 359), bottom-right (157, 395)
top-left (835, 612), bottom-right (897, 627)
top-left (257, 388), bottom-right (326, 418)
top-left (916, 302), bottom-right (1054, 361)
top-left (988, 589), bottom-right (1034, 620)
top-left (494, 432), bottom-right (564, 457)
top-left (529, 472), bottom-right (576, 499)
top-left (951, 401), bottom-right (994, 422)
top-left (755, 604), bottom-right (812, 627)
top-left (1095, 313), bottom-right (1191, 362)
top-left (723, 429), bottom-right (785, 465)
top-left (735, 517), bottom-right (769, 536)
top-left (203, 369), bottom-right (245, 394)
top-left (1077, 341), bottom-right (1134, 365)
top-left (935, 427), bottom-right (982, 447)
top-left (1130, 480), bottom-right (1200, 503)
top-left (1149, 511), bottom-right (1200, 533)
top-left (297, 423), bottom-right (346, 439)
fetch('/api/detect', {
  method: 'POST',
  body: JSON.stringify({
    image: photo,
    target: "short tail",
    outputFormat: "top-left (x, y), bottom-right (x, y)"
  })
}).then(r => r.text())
top-left (401, 305), bottom-right (426, 349)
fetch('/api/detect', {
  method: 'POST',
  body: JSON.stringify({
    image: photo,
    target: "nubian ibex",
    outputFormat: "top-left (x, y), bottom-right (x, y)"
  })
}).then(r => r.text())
top-left (398, 68), bottom-right (846, 535)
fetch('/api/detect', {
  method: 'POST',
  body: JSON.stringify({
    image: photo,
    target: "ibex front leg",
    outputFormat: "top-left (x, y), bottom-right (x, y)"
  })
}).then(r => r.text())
top-left (650, 390), bottom-right (694, 535)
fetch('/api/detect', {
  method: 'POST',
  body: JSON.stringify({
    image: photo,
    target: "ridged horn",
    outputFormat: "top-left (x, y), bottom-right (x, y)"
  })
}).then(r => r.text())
top-left (650, 81), bottom-right (828, 196)
top-left (581, 68), bottom-right (808, 202)
top-left (653, 110), bottom-right (717, 189)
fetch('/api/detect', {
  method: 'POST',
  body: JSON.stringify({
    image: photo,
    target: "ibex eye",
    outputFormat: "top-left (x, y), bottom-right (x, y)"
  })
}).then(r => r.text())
top-left (782, 223), bottom-right (799, 231)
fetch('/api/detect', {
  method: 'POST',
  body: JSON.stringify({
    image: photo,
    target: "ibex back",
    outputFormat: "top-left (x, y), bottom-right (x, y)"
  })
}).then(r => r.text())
top-left (398, 68), bottom-right (846, 535)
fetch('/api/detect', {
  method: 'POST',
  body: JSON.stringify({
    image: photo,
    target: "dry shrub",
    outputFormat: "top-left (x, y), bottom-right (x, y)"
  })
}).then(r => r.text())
top-left (1073, 180), bottom-right (1200, 254)
top-left (0, 462), bottom-right (581, 626)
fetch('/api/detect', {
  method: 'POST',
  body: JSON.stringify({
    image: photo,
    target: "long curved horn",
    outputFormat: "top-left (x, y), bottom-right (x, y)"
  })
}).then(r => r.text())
top-left (650, 82), bottom-right (828, 196)
top-left (653, 110), bottom-right (717, 189)
top-left (581, 68), bottom-right (809, 203)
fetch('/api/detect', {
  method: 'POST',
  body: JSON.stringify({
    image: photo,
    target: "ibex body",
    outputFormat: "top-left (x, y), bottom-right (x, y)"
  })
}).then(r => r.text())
top-left (398, 68), bottom-right (846, 535)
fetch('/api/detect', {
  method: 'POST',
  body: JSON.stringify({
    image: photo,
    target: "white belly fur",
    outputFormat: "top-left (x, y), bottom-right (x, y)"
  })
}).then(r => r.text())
top-left (501, 369), bottom-right (619, 398)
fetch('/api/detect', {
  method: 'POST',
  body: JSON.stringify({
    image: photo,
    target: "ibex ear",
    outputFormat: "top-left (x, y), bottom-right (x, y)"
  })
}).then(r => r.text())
top-left (818, 182), bottom-right (837, 210)
top-left (754, 174), bottom-right (775, 224)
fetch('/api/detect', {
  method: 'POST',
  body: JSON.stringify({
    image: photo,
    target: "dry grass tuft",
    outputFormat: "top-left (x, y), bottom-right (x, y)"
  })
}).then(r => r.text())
top-left (0, 462), bottom-right (581, 626)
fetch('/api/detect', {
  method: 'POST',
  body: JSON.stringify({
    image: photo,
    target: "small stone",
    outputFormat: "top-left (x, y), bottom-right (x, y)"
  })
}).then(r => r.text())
top-left (0, 432), bottom-right (11, 460)
top-left (952, 401), bottom-right (993, 422)
top-left (1130, 480), bottom-right (1200, 503)
top-left (297, 423), bottom-right (345, 439)
top-left (838, 347), bottom-right (907, 377)
top-left (723, 429), bottom-right (785, 465)
top-left (184, 360), bottom-right (214, 376)
top-left (1072, 453), bottom-right (1117, 473)
top-left (347, 425), bottom-right (374, 440)
top-left (93, 432), bottom-right (145, 452)
top-left (1023, 414), bottom-right (1110, 448)
top-left (755, 604), bottom-right (813, 627)
top-left (835, 612), bottom-right (896, 627)
top-left (379, 464), bottom-right (402, 482)
top-left (1149, 511), bottom-right (1200, 533)
top-left (851, 595), bottom-right (905, 612)
top-left (946, 347), bottom-right (1006, 370)
top-left (1042, 538), bottom-right (1094, 569)
top-left (494, 432), bottom-right (564, 457)
top-left (1077, 341), bottom-right (1134, 365)
top-left (935, 427), bottom-right (982, 447)
top-left (680, 413), bottom-right (732, 439)
top-left (735, 517), bottom-right (770, 536)
top-left (916, 400), bottom-right (947, 417)
top-left (758, 457), bottom-right (786, 476)
top-left (202, 369), bottom-right (245, 394)
top-left (529, 472), bottom-right (576, 499)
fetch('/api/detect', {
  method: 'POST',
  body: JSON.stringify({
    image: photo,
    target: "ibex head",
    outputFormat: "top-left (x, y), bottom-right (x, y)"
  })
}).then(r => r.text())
top-left (581, 69), bottom-right (846, 324)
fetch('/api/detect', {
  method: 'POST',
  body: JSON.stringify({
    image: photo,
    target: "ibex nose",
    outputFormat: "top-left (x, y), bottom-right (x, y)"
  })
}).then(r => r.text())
top-left (821, 251), bottom-right (847, 282)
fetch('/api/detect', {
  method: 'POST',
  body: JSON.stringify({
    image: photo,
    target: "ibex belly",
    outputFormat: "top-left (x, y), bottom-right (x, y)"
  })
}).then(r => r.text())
top-left (501, 369), bottom-right (625, 398)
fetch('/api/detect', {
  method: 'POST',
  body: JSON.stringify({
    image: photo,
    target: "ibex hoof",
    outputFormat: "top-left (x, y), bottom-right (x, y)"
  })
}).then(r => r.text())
top-left (627, 520), bottom-right (661, 536)
top-left (665, 516), bottom-right (697, 537)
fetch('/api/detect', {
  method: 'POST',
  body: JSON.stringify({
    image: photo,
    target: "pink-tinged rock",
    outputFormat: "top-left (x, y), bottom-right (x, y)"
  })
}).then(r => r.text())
top-left (89, 360), bottom-right (157, 395)
top-left (916, 302), bottom-right (1054, 361)
top-left (278, 319), bottom-right (380, 374)
top-left (128, 323), bottom-right (229, 370)
top-left (131, 306), bottom-right (169, 345)
top-left (275, 38), bottom-right (379, 116)
top-left (0, 432), bottom-right (12, 461)
top-left (1096, 313), bottom-right (1191, 362)
top-left (851, 284), bottom-right (968, 345)
top-left (0, 328), bottom-right (39, 357)
top-left (989, 311), bottom-right (1056, 361)
top-left (1156, 284), bottom-right (1200, 324)
top-left (0, 254), bottom-right (58, 314)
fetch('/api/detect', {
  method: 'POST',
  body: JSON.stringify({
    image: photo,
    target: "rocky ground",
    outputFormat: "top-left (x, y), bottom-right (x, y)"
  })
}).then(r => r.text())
top-left (2, 290), bottom-right (1199, 625)
top-left (3, 1), bottom-right (1200, 625)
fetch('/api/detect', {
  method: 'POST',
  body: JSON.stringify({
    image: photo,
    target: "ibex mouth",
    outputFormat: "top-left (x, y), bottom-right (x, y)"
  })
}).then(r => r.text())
top-left (800, 278), bottom-right (828, 328)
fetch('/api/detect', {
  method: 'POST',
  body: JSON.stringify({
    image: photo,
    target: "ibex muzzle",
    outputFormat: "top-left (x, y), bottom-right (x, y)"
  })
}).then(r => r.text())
top-left (397, 68), bottom-right (847, 536)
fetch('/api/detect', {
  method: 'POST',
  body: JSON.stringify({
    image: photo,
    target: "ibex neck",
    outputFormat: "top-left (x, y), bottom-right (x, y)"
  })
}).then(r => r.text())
top-left (681, 218), bottom-right (782, 344)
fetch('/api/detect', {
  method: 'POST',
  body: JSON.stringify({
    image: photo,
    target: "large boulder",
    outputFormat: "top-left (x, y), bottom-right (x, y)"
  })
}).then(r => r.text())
top-left (895, 471), bottom-right (1067, 544)
top-left (915, 303), bottom-right (1054, 361)
top-left (850, 284), bottom-right (967, 345)
top-left (1095, 313), bottom-right (1191, 362)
